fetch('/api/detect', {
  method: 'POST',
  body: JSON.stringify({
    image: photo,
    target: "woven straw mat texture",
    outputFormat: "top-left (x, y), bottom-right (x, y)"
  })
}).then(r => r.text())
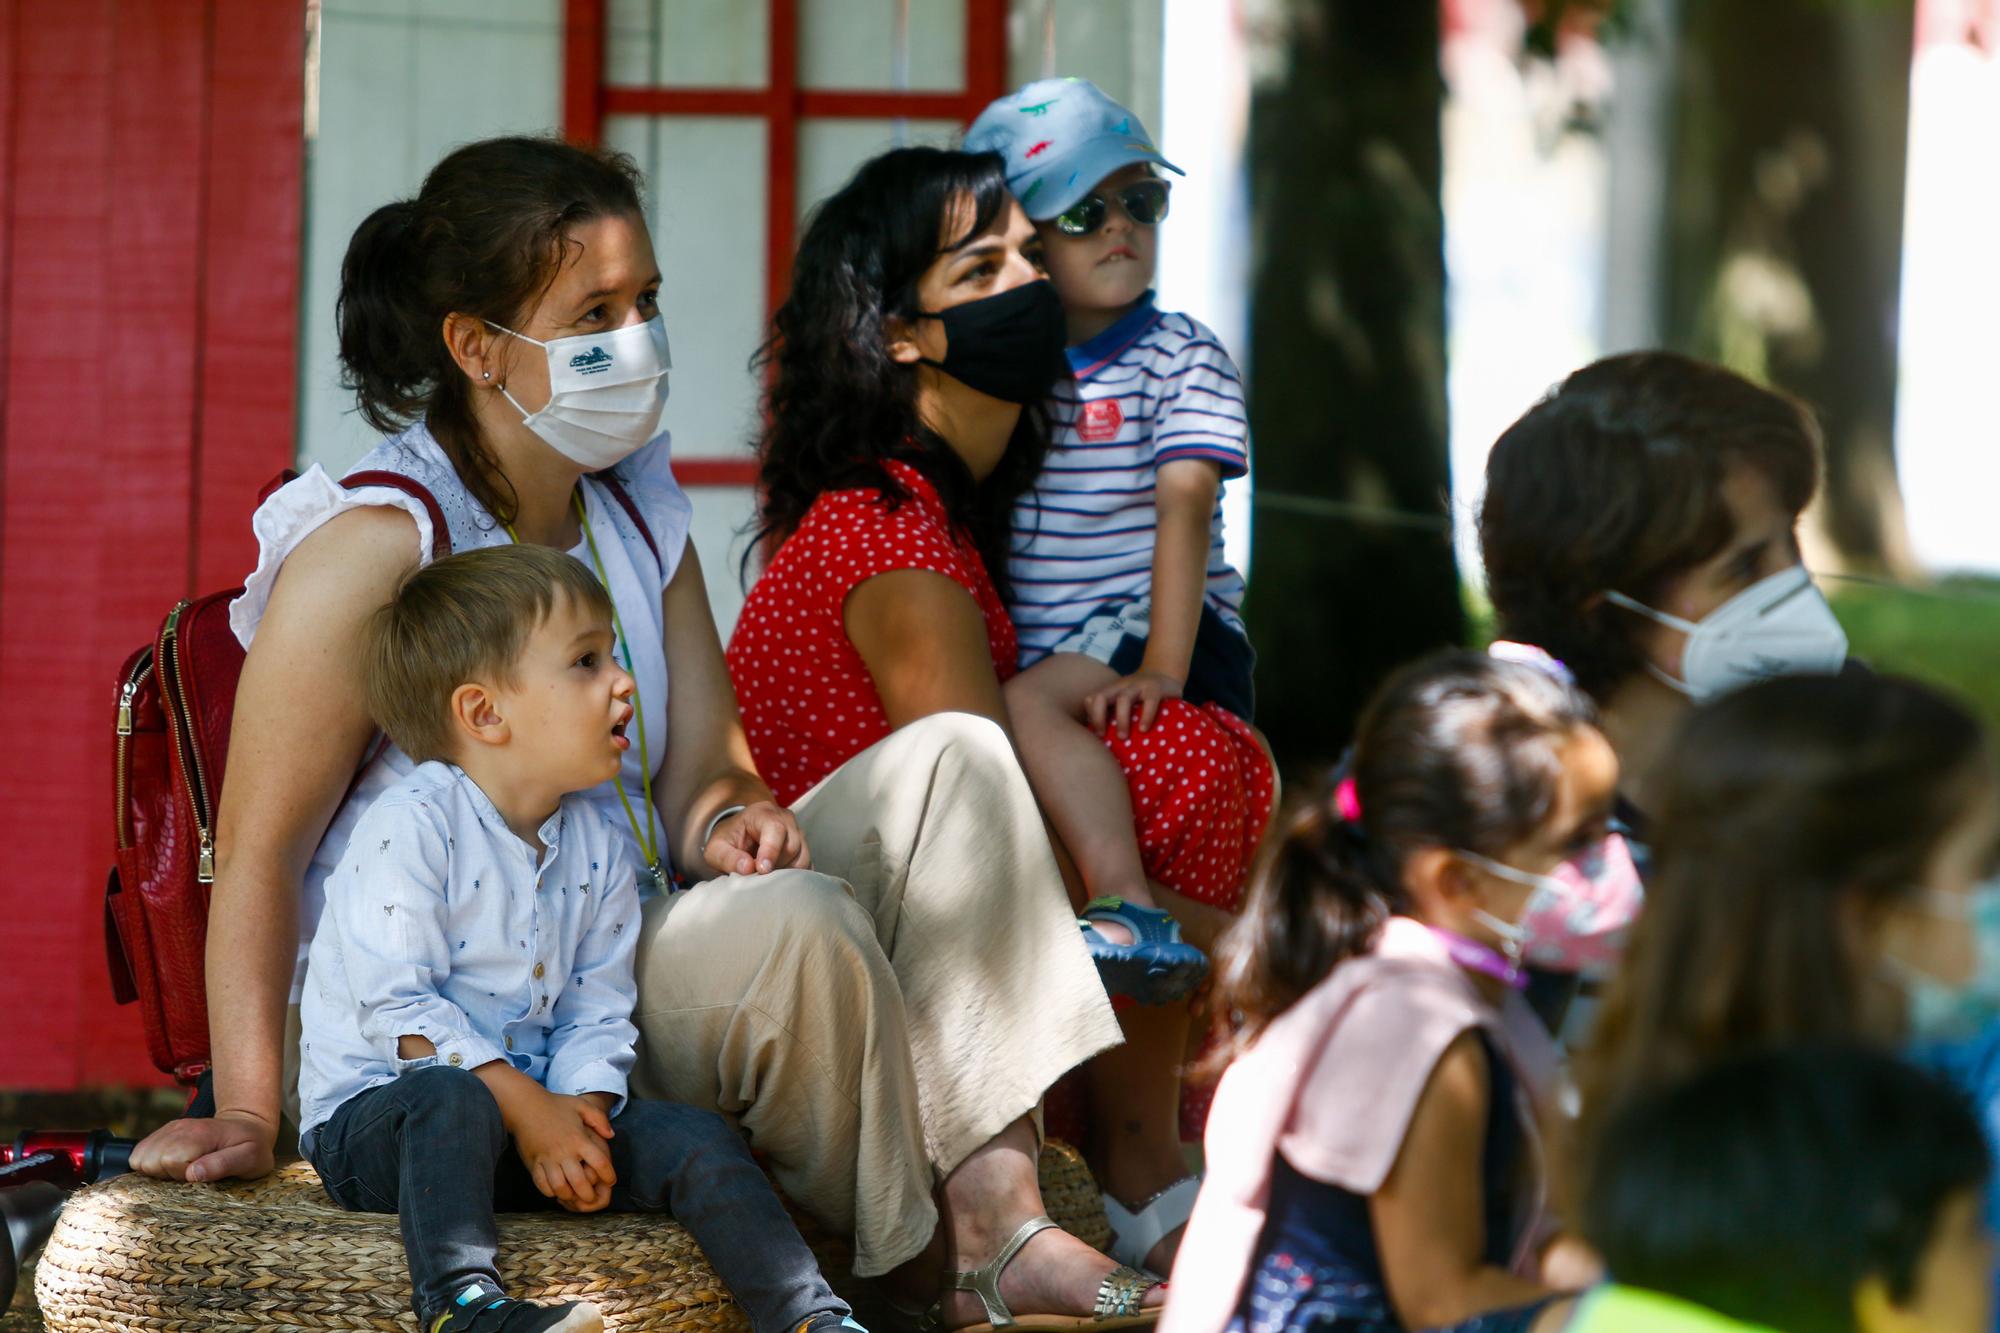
top-left (36, 1141), bottom-right (1111, 1331)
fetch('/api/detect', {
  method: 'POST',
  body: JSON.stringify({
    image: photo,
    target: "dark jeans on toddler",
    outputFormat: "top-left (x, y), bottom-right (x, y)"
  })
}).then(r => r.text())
top-left (303, 1064), bottom-right (847, 1331)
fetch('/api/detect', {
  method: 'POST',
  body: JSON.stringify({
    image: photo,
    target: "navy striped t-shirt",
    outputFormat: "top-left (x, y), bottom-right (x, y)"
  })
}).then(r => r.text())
top-left (1007, 292), bottom-right (1251, 666)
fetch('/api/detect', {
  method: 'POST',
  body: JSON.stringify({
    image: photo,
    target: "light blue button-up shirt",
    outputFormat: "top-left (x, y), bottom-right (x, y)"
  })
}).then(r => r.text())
top-left (298, 761), bottom-right (642, 1141)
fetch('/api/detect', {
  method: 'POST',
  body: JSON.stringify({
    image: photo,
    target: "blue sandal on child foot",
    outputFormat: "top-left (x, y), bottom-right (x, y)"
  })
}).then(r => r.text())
top-left (429, 1283), bottom-right (604, 1333)
top-left (1078, 897), bottom-right (1209, 1005)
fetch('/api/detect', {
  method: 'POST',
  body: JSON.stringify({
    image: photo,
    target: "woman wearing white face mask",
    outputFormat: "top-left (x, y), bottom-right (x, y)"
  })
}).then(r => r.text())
top-left (1575, 672), bottom-right (2000, 1328)
top-left (122, 136), bottom-right (761, 1166)
top-left (130, 136), bottom-right (1143, 1329)
top-left (1478, 352), bottom-right (1848, 841)
top-left (1164, 652), bottom-right (1638, 1333)
top-left (1477, 354), bottom-right (1850, 1033)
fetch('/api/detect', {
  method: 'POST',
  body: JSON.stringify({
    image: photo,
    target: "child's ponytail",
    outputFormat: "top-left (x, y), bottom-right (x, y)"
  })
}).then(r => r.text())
top-left (1210, 650), bottom-right (1599, 1061)
top-left (1211, 786), bottom-right (1404, 1054)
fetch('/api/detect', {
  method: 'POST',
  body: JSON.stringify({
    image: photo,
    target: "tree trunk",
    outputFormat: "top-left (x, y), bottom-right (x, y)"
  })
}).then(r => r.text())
top-left (1664, 0), bottom-right (1917, 573)
top-left (1241, 0), bottom-right (1465, 772)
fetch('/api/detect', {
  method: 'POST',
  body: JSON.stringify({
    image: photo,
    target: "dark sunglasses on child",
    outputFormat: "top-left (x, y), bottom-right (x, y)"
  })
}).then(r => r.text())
top-left (1053, 179), bottom-right (1172, 237)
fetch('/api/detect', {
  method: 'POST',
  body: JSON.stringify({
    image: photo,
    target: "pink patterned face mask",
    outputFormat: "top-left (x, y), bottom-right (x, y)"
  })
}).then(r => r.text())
top-left (1458, 833), bottom-right (1645, 976)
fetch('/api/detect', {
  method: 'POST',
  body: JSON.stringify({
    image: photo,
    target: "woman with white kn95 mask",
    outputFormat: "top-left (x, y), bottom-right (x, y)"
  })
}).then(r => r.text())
top-left (1477, 352), bottom-right (1849, 864)
top-left (1472, 352), bottom-right (1849, 1035)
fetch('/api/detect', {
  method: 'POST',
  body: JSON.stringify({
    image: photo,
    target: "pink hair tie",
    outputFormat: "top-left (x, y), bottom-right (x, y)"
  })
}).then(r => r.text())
top-left (1334, 775), bottom-right (1363, 824)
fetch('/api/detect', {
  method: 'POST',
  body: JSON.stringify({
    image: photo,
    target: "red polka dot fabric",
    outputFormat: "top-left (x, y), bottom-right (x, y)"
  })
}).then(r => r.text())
top-left (727, 458), bottom-right (1276, 915)
top-left (1108, 701), bottom-right (1276, 911)
top-left (729, 460), bottom-right (1277, 1145)
top-left (728, 461), bottom-right (1018, 806)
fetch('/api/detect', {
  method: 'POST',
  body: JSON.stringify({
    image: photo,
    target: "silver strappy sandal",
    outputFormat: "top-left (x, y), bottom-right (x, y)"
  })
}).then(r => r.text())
top-left (924, 1215), bottom-right (1161, 1333)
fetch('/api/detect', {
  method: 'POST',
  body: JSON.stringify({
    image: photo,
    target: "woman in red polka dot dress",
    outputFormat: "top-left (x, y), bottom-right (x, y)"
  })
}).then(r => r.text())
top-left (727, 147), bottom-right (1275, 1290)
top-left (722, 148), bottom-right (1182, 1332)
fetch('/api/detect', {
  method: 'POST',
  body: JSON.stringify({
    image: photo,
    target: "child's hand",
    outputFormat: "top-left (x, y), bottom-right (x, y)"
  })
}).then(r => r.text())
top-left (510, 1089), bottom-right (617, 1211)
top-left (1086, 670), bottom-right (1184, 738)
top-left (705, 801), bottom-right (812, 877)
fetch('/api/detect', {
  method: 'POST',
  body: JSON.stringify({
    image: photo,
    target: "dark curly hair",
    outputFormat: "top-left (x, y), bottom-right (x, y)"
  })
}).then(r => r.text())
top-left (1478, 352), bottom-right (1821, 700)
top-left (337, 135), bottom-right (647, 526)
top-left (747, 147), bottom-right (1051, 601)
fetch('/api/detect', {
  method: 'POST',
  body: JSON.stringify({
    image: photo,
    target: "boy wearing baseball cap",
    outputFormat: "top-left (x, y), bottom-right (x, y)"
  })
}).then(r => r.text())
top-left (964, 75), bottom-right (1248, 984)
top-left (964, 79), bottom-right (1254, 1017)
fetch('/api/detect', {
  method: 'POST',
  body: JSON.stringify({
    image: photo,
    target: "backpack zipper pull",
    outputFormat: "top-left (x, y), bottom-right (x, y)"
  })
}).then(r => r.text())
top-left (197, 831), bottom-right (215, 884)
top-left (116, 679), bottom-right (138, 737)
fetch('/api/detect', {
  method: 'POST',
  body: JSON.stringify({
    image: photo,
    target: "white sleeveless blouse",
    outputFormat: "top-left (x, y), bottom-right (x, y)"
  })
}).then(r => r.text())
top-left (229, 423), bottom-right (693, 999)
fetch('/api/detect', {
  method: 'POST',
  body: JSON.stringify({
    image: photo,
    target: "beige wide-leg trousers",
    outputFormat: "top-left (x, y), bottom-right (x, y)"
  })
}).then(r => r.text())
top-left (630, 713), bottom-right (1123, 1278)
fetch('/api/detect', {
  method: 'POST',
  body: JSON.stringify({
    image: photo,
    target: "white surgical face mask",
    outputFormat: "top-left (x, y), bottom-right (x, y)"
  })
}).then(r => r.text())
top-left (1604, 565), bottom-right (1847, 702)
top-left (487, 314), bottom-right (672, 471)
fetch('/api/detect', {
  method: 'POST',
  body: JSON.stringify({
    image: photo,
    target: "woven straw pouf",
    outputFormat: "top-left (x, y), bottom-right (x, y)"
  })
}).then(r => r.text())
top-left (35, 1141), bottom-right (1110, 1331)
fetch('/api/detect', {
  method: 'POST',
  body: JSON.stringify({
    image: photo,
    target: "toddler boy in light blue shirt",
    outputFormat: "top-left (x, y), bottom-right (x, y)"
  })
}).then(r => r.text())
top-left (298, 543), bottom-right (857, 1333)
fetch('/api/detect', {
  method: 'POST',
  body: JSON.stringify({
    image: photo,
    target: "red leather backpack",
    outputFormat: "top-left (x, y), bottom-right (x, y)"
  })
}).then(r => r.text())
top-left (103, 468), bottom-right (663, 1085)
top-left (104, 472), bottom-right (447, 1085)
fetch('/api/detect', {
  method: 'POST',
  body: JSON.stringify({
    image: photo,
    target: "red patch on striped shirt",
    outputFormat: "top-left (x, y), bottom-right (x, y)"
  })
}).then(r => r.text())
top-left (1025, 140), bottom-right (1054, 158)
top-left (1078, 398), bottom-right (1124, 442)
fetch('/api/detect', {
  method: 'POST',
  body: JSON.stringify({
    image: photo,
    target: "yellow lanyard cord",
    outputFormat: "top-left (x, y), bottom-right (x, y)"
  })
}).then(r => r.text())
top-left (505, 488), bottom-right (666, 891)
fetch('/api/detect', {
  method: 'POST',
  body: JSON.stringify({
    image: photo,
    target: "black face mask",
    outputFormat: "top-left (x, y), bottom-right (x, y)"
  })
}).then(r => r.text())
top-left (915, 279), bottom-right (1071, 405)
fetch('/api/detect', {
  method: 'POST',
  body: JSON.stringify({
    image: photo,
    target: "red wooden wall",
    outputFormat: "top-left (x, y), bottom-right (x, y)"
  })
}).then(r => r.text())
top-left (0, 0), bottom-right (304, 1090)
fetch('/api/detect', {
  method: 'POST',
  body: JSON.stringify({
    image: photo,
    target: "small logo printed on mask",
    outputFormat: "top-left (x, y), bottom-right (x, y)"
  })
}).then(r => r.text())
top-left (569, 347), bottom-right (614, 374)
top-left (1078, 399), bottom-right (1124, 442)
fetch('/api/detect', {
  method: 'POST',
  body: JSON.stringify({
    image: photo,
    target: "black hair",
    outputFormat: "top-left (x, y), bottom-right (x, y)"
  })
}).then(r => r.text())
top-left (1478, 351), bottom-right (1822, 700)
top-left (1210, 650), bottom-right (1598, 1055)
top-left (747, 146), bottom-right (1051, 600)
top-left (337, 135), bottom-right (647, 526)
top-left (1584, 1044), bottom-right (1989, 1333)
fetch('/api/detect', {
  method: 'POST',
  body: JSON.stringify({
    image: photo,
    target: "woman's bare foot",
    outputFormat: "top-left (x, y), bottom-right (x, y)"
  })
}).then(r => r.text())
top-left (934, 1224), bottom-right (1163, 1329)
top-left (934, 1118), bottom-right (1164, 1329)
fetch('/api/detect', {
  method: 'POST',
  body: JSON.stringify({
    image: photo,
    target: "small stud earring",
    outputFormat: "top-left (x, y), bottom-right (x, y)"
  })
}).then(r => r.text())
top-left (482, 371), bottom-right (492, 380)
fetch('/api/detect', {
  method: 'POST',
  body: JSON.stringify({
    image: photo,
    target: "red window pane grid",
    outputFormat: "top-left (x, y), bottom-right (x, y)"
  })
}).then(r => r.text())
top-left (563, 0), bottom-right (1008, 488)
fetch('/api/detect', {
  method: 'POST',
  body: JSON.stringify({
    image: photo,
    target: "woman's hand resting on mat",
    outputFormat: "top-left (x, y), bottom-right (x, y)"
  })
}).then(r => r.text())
top-left (130, 1111), bottom-right (277, 1183)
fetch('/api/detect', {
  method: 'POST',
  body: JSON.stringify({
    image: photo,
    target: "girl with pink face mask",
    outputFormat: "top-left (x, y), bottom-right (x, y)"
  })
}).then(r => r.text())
top-left (1163, 652), bottom-right (1639, 1333)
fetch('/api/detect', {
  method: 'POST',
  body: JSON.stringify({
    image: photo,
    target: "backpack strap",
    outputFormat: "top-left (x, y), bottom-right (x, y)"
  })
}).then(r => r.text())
top-left (595, 474), bottom-right (661, 567)
top-left (257, 467), bottom-right (452, 561)
top-left (341, 470), bottom-right (452, 561)
top-left (256, 469), bottom-right (296, 506)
